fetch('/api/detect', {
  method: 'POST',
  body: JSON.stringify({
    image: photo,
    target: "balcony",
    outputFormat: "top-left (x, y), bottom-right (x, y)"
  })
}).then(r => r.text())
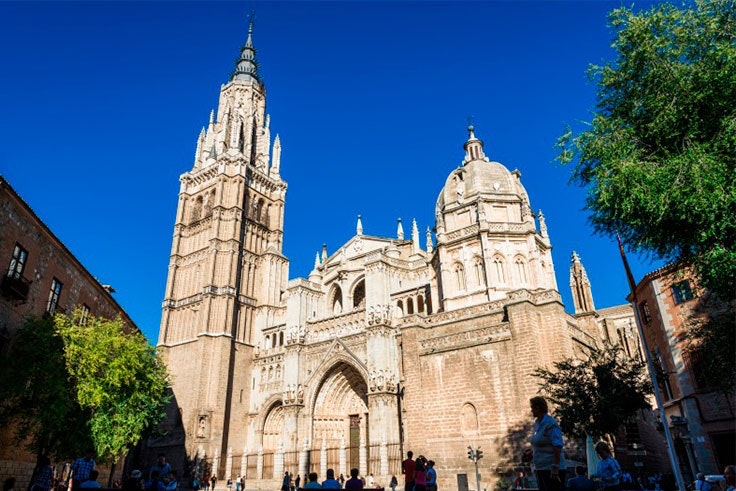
top-left (1, 273), bottom-right (32, 302)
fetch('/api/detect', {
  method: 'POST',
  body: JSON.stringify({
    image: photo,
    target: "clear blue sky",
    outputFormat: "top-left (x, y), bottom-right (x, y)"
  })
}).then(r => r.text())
top-left (0, 1), bottom-right (662, 344)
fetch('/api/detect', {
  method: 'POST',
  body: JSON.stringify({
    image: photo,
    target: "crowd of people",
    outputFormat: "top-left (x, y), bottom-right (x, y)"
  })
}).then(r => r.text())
top-left (527, 396), bottom-right (736, 491)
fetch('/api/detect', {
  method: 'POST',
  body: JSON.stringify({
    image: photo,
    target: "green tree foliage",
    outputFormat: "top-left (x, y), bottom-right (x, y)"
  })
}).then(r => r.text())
top-left (55, 311), bottom-right (171, 463)
top-left (556, 1), bottom-right (736, 300)
top-left (0, 317), bottom-right (94, 459)
top-left (534, 343), bottom-right (652, 440)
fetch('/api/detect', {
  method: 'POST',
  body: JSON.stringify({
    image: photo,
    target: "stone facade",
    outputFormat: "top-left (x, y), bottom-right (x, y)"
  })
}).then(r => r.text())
top-left (156, 26), bottom-right (650, 490)
top-left (0, 176), bottom-right (137, 487)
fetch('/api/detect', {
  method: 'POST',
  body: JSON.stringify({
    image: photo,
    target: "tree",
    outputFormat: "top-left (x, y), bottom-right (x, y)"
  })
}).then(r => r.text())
top-left (556, 0), bottom-right (736, 301)
top-left (0, 311), bottom-right (170, 464)
top-left (534, 343), bottom-right (652, 440)
top-left (0, 317), bottom-right (94, 459)
top-left (55, 310), bottom-right (171, 463)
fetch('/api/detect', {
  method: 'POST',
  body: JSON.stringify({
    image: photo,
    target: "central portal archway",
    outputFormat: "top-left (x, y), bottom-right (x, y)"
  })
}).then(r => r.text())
top-left (311, 361), bottom-right (368, 472)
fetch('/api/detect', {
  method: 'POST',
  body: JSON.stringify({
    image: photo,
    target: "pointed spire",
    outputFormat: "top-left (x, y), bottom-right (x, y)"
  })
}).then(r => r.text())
top-left (426, 227), bottom-right (433, 253)
top-left (412, 219), bottom-right (420, 253)
top-left (321, 243), bottom-right (328, 262)
top-left (570, 251), bottom-right (595, 314)
top-left (314, 252), bottom-right (321, 269)
top-left (209, 109), bottom-right (215, 126)
top-left (397, 218), bottom-right (404, 240)
top-left (463, 125), bottom-right (487, 164)
top-left (232, 20), bottom-right (260, 82)
top-left (271, 134), bottom-right (281, 176)
top-left (356, 215), bottom-right (363, 235)
top-left (194, 127), bottom-right (205, 168)
top-left (538, 209), bottom-right (548, 238)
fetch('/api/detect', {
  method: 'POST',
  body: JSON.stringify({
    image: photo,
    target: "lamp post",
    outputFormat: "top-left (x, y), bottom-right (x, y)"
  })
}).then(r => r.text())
top-left (467, 446), bottom-right (483, 491)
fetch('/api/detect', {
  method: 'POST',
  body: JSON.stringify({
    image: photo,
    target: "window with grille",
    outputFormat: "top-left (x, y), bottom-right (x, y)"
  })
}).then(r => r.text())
top-left (46, 278), bottom-right (63, 314)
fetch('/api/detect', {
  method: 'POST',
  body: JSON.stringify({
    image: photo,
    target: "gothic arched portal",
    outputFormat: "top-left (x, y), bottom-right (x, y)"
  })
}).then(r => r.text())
top-left (310, 361), bottom-right (369, 469)
top-left (262, 402), bottom-right (285, 452)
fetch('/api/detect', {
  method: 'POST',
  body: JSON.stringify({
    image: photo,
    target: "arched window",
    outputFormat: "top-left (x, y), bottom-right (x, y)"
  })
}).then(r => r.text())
top-left (279, 332), bottom-right (284, 346)
top-left (331, 285), bottom-right (343, 315)
top-left (271, 334), bottom-right (276, 348)
top-left (257, 199), bottom-right (265, 222)
top-left (396, 300), bottom-right (404, 317)
top-left (417, 295), bottom-right (425, 313)
top-left (493, 256), bottom-right (505, 284)
top-left (191, 196), bottom-right (203, 223)
top-left (515, 256), bottom-right (528, 284)
top-left (407, 298), bottom-right (414, 315)
top-left (265, 335), bottom-right (270, 349)
top-left (454, 263), bottom-right (466, 290)
top-left (204, 191), bottom-right (214, 217)
top-left (352, 279), bottom-right (366, 309)
top-left (473, 257), bottom-right (485, 286)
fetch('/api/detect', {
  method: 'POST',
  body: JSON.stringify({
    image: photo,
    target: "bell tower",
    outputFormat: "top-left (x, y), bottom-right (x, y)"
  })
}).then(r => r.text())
top-left (157, 22), bottom-right (288, 471)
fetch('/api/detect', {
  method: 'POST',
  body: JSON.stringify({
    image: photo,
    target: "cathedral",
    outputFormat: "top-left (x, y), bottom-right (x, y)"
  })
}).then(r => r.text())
top-left (156, 24), bottom-right (640, 489)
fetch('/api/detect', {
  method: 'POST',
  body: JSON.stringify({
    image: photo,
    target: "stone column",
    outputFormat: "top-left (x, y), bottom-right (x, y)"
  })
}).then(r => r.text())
top-left (256, 448), bottom-right (263, 480)
top-left (359, 435), bottom-right (367, 477)
top-left (380, 440), bottom-right (388, 477)
top-left (275, 443), bottom-right (285, 479)
top-left (240, 450), bottom-right (247, 479)
top-left (320, 439), bottom-right (327, 480)
top-left (226, 448), bottom-right (233, 481)
top-left (299, 440), bottom-right (309, 482)
top-left (213, 449), bottom-right (220, 480)
top-left (339, 439), bottom-right (347, 478)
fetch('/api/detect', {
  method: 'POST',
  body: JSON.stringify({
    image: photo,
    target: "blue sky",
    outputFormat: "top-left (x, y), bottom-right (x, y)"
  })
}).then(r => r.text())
top-left (0, 1), bottom-right (662, 343)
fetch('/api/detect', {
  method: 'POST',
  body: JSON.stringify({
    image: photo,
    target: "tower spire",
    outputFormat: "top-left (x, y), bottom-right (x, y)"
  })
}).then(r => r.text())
top-left (232, 19), bottom-right (260, 82)
top-left (463, 125), bottom-right (487, 164)
top-left (570, 251), bottom-right (595, 314)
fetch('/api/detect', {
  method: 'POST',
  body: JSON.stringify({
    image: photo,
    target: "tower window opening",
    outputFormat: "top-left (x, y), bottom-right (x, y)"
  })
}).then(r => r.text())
top-left (493, 256), bottom-right (505, 284)
top-left (515, 256), bottom-right (527, 284)
top-left (352, 280), bottom-right (366, 309)
top-left (396, 300), bottom-right (404, 317)
top-left (279, 331), bottom-right (284, 346)
top-left (407, 298), bottom-right (414, 315)
top-left (454, 263), bottom-right (466, 291)
top-left (417, 295), bottom-right (424, 313)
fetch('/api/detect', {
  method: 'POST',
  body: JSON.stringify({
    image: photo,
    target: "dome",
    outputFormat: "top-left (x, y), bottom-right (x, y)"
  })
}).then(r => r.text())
top-left (435, 128), bottom-right (530, 215)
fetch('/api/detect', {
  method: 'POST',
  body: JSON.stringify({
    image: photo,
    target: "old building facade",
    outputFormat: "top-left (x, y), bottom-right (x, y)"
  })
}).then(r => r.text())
top-left (635, 264), bottom-right (735, 480)
top-left (156, 26), bottom-right (652, 489)
top-left (0, 175), bottom-right (138, 484)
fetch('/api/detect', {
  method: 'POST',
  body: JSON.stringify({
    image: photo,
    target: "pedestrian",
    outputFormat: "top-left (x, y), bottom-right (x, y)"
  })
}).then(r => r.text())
top-left (282, 472), bottom-right (291, 491)
top-left (166, 472), bottom-right (179, 491)
top-left (211, 475), bottom-right (217, 491)
top-left (567, 466), bottom-right (595, 491)
top-left (721, 466), bottom-right (735, 491)
top-left (513, 472), bottom-right (526, 490)
top-left (79, 471), bottom-right (101, 489)
top-left (150, 455), bottom-right (172, 484)
top-left (402, 451), bottom-right (416, 491)
top-left (345, 469), bottom-right (363, 491)
top-left (304, 473), bottom-right (321, 490)
top-left (694, 474), bottom-right (712, 491)
top-left (529, 396), bottom-right (567, 491)
top-left (235, 476), bottom-right (241, 491)
top-left (294, 475), bottom-right (301, 490)
top-left (226, 478), bottom-right (232, 491)
top-left (592, 442), bottom-right (622, 491)
top-left (124, 470), bottom-right (143, 491)
top-left (426, 461), bottom-right (437, 491)
top-left (192, 478), bottom-right (200, 491)
top-left (72, 450), bottom-right (96, 489)
top-left (145, 471), bottom-right (166, 491)
top-left (389, 476), bottom-right (397, 491)
top-left (338, 476), bottom-right (344, 486)
top-left (239, 477), bottom-right (244, 491)
top-left (321, 469), bottom-right (341, 490)
top-left (30, 456), bottom-right (53, 491)
top-left (414, 458), bottom-right (427, 491)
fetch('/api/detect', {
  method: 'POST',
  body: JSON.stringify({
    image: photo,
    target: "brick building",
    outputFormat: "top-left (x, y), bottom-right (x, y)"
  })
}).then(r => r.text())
top-left (154, 24), bottom-right (659, 491)
top-left (635, 264), bottom-right (735, 480)
top-left (0, 175), bottom-right (138, 485)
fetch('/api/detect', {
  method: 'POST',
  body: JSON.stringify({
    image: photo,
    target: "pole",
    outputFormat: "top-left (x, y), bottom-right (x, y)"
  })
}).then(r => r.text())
top-left (617, 237), bottom-right (687, 491)
top-left (474, 458), bottom-right (481, 491)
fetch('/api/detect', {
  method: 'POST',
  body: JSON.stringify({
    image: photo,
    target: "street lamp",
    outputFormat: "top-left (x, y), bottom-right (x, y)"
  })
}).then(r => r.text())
top-left (467, 446), bottom-right (483, 491)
